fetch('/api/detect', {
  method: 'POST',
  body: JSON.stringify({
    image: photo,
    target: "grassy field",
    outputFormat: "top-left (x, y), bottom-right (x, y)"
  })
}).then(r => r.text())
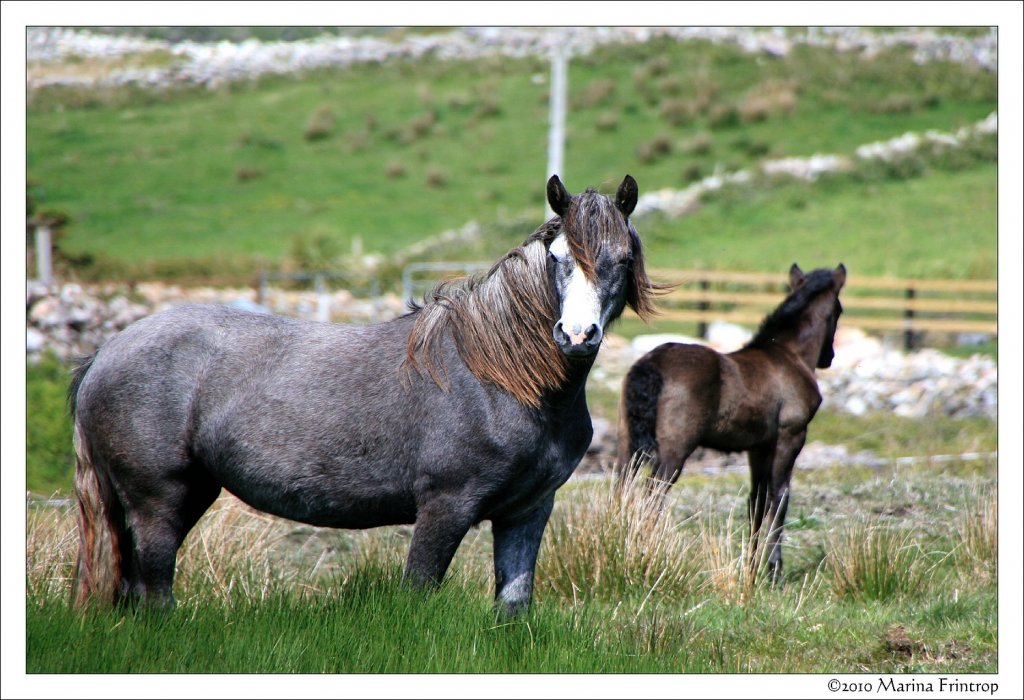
top-left (26, 35), bottom-right (997, 283)
top-left (26, 451), bottom-right (997, 675)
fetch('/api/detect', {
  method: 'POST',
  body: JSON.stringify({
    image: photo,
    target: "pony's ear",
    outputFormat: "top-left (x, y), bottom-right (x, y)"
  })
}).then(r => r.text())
top-left (789, 263), bottom-right (805, 289)
top-left (547, 175), bottom-right (571, 217)
top-left (615, 174), bottom-right (638, 218)
top-left (833, 263), bottom-right (847, 288)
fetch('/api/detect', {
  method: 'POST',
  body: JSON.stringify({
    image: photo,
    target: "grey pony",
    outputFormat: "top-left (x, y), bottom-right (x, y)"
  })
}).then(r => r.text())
top-left (69, 174), bottom-right (658, 617)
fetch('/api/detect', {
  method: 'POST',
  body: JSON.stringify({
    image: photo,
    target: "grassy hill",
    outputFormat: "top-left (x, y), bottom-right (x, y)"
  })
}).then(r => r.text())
top-left (27, 35), bottom-right (997, 283)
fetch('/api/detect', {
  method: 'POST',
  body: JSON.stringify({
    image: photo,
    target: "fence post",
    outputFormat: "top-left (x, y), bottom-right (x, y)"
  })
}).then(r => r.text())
top-left (697, 278), bottom-right (710, 339)
top-left (904, 286), bottom-right (916, 351)
top-left (315, 273), bottom-right (329, 323)
top-left (256, 270), bottom-right (266, 307)
top-left (35, 225), bottom-right (53, 287)
top-left (370, 278), bottom-right (381, 323)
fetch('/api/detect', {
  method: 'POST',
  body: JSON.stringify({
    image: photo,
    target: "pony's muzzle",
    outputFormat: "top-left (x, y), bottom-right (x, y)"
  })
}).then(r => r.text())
top-left (553, 321), bottom-right (602, 357)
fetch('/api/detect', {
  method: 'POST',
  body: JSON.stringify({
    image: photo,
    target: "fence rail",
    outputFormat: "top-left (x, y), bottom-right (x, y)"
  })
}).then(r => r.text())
top-left (638, 268), bottom-right (997, 350)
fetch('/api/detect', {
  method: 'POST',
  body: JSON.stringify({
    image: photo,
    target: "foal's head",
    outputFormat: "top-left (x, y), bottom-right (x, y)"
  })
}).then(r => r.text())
top-left (788, 263), bottom-right (847, 369)
top-left (538, 174), bottom-right (657, 358)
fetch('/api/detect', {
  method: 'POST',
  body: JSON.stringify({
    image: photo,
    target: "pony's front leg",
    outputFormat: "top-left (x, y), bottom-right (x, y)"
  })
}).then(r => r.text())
top-left (491, 495), bottom-right (555, 618)
top-left (403, 496), bottom-right (476, 589)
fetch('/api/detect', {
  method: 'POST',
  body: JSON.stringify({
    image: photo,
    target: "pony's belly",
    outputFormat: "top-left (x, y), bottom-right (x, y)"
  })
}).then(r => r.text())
top-left (216, 469), bottom-right (417, 530)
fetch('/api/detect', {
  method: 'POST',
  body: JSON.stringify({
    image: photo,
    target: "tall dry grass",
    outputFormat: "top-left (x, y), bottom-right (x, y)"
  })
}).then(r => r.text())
top-left (26, 473), bottom-right (991, 612)
top-left (537, 471), bottom-right (703, 608)
top-left (821, 518), bottom-right (934, 601)
top-left (536, 467), bottom-right (801, 610)
top-left (26, 499), bottom-right (77, 602)
top-left (25, 494), bottom-right (417, 608)
top-left (953, 484), bottom-right (997, 580)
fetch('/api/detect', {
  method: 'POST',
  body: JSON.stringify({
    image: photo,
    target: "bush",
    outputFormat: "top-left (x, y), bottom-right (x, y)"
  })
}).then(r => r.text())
top-left (303, 106), bottom-right (336, 142)
top-left (870, 94), bottom-right (918, 114)
top-left (405, 111), bottom-right (437, 142)
top-left (385, 160), bottom-right (407, 178)
top-left (682, 132), bottom-right (714, 156)
top-left (708, 103), bottom-right (740, 129)
top-left (681, 164), bottom-right (704, 183)
top-left (234, 165), bottom-right (265, 183)
top-left (595, 111), bottom-right (619, 132)
top-left (738, 80), bottom-right (798, 123)
top-left (578, 78), bottom-right (616, 109)
top-left (658, 98), bottom-right (697, 127)
top-left (425, 166), bottom-right (448, 188)
top-left (636, 135), bottom-right (674, 164)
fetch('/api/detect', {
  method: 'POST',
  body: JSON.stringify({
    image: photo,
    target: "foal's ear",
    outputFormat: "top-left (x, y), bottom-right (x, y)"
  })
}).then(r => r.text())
top-left (833, 263), bottom-right (847, 288)
top-left (789, 263), bottom-right (806, 289)
top-left (547, 175), bottom-right (571, 217)
top-left (615, 174), bottom-right (638, 218)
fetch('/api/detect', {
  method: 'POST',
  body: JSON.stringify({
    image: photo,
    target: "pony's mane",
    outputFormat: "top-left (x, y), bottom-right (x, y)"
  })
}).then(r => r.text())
top-left (405, 188), bottom-right (660, 407)
top-left (746, 268), bottom-right (837, 349)
top-left (404, 233), bottom-right (568, 408)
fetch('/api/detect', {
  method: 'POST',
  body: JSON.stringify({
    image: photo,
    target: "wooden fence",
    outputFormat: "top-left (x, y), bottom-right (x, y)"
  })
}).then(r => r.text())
top-left (634, 268), bottom-right (997, 350)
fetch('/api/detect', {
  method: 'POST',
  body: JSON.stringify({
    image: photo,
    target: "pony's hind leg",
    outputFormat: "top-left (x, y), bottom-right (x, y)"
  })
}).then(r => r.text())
top-left (119, 465), bottom-right (221, 610)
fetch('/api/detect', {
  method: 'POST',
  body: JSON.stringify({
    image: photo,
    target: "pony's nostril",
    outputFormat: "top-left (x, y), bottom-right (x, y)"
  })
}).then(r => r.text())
top-left (561, 323), bottom-right (600, 346)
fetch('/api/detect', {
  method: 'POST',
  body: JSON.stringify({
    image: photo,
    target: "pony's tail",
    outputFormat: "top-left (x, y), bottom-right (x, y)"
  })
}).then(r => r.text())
top-left (69, 355), bottom-right (126, 608)
top-left (617, 359), bottom-right (664, 478)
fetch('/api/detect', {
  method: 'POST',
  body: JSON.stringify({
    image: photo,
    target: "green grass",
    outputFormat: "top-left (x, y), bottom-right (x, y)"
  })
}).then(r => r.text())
top-left (638, 163), bottom-right (996, 279)
top-left (27, 37), bottom-right (996, 282)
top-left (29, 570), bottom-right (633, 674)
top-left (25, 354), bottom-right (75, 495)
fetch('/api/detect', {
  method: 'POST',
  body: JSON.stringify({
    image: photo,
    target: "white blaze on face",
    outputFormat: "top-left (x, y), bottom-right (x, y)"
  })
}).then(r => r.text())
top-left (550, 234), bottom-right (601, 344)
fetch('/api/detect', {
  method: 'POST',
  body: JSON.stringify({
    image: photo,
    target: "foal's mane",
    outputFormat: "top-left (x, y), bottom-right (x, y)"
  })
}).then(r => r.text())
top-left (405, 188), bottom-right (659, 408)
top-left (746, 268), bottom-right (838, 350)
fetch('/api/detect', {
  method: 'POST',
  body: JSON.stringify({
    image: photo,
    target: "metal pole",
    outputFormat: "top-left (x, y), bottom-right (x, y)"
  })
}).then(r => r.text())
top-left (545, 42), bottom-right (568, 219)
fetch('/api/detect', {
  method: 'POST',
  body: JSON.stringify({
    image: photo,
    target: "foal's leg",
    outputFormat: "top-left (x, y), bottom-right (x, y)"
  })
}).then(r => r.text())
top-left (746, 444), bottom-right (774, 582)
top-left (652, 440), bottom-right (696, 489)
top-left (492, 494), bottom-right (555, 618)
top-left (120, 464), bottom-right (221, 610)
top-left (763, 428), bottom-right (807, 585)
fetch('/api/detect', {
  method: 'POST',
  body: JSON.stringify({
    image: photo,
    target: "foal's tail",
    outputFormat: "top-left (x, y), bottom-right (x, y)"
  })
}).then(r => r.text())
top-left (69, 355), bottom-right (126, 608)
top-left (616, 359), bottom-right (664, 478)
